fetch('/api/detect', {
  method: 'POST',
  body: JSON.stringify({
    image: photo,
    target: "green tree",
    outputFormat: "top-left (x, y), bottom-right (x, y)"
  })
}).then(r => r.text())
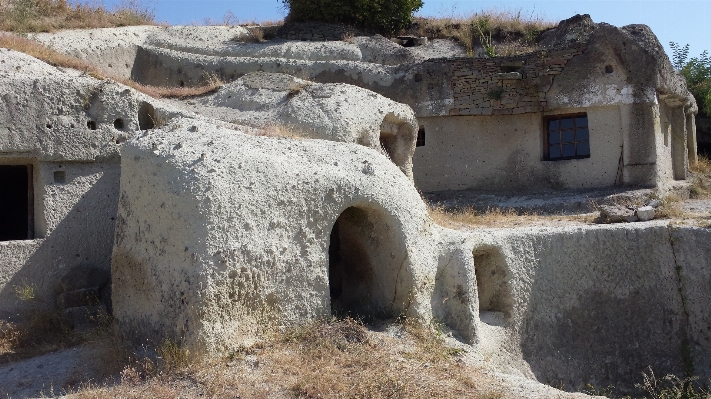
top-left (281, 0), bottom-right (424, 35)
top-left (670, 42), bottom-right (711, 117)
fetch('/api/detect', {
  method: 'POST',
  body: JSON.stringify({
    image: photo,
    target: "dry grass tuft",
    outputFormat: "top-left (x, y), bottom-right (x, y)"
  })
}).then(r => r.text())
top-left (0, 32), bottom-right (104, 78)
top-left (691, 155), bottom-right (711, 175)
top-left (0, 0), bottom-right (155, 33)
top-left (654, 193), bottom-right (686, 219)
top-left (236, 27), bottom-right (268, 43)
top-left (690, 155), bottom-right (711, 199)
top-left (132, 76), bottom-right (224, 99)
top-left (0, 309), bottom-right (115, 366)
top-left (68, 317), bottom-right (502, 399)
top-left (249, 123), bottom-right (308, 139)
top-left (412, 9), bottom-right (555, 56)
top-left (0, 33), bottom-right (223, 99)
top-left (428, 204), bottom-right (592, 229)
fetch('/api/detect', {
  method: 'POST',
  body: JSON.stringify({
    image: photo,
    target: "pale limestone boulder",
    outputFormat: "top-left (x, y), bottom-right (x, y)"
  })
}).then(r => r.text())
top-left (111, 118), bottom-right (476, 352)
top-left (190, 72), bottom-right (419, 179)
top-left (635, 205), bottom-right (655, 221)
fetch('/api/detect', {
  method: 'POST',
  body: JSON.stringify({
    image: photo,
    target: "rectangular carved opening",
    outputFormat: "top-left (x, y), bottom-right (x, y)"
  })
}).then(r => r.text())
top-left (0, 164), bottom-right (34, 241)
top-left (416, 126), bottom-right (426, 147)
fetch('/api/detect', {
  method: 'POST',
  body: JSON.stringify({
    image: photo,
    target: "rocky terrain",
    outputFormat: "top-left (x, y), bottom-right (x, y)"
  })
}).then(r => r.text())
top-left (0, 16), bottom-right (709, 399)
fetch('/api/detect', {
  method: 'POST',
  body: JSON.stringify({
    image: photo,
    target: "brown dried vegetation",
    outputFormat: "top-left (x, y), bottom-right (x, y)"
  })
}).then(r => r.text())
top-left (0, 0), bottom-right (155, 33)
top-left (410, 9), bottom-right (555, 56)
top-left (690, 155), bottom-right (711, 199)
top-left (0, 33), bottom-right (223, 99)
top-left (0, 308), bottom-right (114, 366)
top-left (428, 205), bottom-right (593, 229)
top-left (67, 317), bottom-right (501, 399)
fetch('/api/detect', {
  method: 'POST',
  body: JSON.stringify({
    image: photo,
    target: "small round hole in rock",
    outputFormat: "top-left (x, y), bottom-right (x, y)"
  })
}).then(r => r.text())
top-left (605, 65), bottom-right (614, 73)
top-left (87, 120), bottom-right (97, 130)
top-left (114, 118), bottom-right (125, 130)
top-left (46, 124), bottom-right (52, 129)
top-left (179, 80), bottom-right (185, 87)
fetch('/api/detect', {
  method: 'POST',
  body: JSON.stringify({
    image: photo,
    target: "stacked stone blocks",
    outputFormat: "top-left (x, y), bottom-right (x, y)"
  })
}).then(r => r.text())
top-left (448, 45), bottom-right (587, 116)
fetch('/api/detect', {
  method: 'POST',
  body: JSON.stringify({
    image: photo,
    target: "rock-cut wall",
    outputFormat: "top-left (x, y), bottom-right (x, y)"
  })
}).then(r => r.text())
top-left (111, 118), bottom-right (478, 352)
top-left (467, 223), bottom-right (711, 394)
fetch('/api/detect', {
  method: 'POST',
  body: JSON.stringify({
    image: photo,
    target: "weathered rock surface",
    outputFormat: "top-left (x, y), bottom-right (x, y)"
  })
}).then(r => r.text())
top-left (465, 223), bottom-right (711, 394)
top-left (111, 118), bottom-right (476, 352)
top-left (2, 18), bottom-right (709, 398)
top-left (599, 204), bottom-right (637, 223)
top-left (635, 205), bottom-right (656, 221)
top-left (181, 72), bottom-right (419, 178)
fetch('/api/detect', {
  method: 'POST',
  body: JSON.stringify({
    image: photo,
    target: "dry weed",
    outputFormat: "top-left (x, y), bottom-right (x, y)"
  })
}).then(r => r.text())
top-left (691, 154), bottom-right (711, 175)
top-left (428, 204), bottom-right (591, 228)
top-left (156, 338), bottom-right (190, 372)
top-left (68, 317), bottom-right (499, 399)
top-left (655, 193), bottom-right (686, 219)
top-left (0, 0), bottom-right (154, 33)
top-left (412, 9), bottom-right (555, 55)
top-left (690, 155), bottom-right (711, 199)
top-left (0, 309), bottom-right (115, 365)
top-left (236, 27), bottom-right (267, 43)
top-left (0, 34), bottom-right (223, 99)
top-left (131, 76), bottom-right (224, 99)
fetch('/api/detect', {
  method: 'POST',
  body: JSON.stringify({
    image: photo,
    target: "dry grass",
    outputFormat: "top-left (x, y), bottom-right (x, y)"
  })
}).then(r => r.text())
top-left (241, 27), bottom-right (266, 43)
top-left (412, 9), bottom-right (555, 56)
top-left (0, 33), bottom-right (223, 99)
top-left (652, 193), bottom-right (686, 219)
top-left (0, 0), bottom-right (154, 33)
top-left (0, 32), bottom-right (104, 77)
top-left (0, 308), bottom-right (113, 366)
top-left (233, 26), bottom-right (281, 43)
top-left (428, 204), bottom-right (592, 229)
top-left (248, 123), bottom-right (308, 139)
top-left (690, 155), bottom-right (711, 199)
top-left (67, 317), bottom-right (502, 399)
top-left (691, 154), bottom-right (711, 175)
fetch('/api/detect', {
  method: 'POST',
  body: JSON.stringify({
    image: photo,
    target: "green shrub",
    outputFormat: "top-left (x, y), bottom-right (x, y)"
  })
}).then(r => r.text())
top-left (670, 42), bottom-right (711, 117)
top-left (280, 0), bottom-right (423, 34)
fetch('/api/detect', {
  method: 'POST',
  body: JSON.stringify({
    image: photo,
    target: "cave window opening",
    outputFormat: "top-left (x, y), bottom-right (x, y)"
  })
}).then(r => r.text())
top-left (416, 126), bottom-right (426, 147)
top-left (138, 102), bottom-right (156, 130)
top-left (328, 207), bottom-right (396, 320)
top-left (474, 250), bottom-right (512, 323)
top-left (0, 164), bottom-right (34, 241)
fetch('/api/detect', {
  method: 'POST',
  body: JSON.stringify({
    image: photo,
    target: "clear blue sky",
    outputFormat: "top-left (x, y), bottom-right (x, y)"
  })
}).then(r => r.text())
top-left (104, 0), bottom-right (710, 59)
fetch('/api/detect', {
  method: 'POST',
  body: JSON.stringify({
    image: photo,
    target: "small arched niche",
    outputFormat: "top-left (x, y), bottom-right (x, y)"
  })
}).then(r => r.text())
top-left (328, 206), bottom-right (403, 319)
top-left (379, 113), bottom-right (415, 174)
top-left (138, 101), bottom-right (156, 130)
top-left (474, 248), bottom-right (512, 324)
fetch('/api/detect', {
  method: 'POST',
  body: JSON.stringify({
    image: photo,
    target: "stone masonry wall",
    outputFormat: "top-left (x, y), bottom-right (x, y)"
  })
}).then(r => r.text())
top-left (448, 45), bottom-right (587, 116)
top-left (276, 22), bottom-right (365, 41)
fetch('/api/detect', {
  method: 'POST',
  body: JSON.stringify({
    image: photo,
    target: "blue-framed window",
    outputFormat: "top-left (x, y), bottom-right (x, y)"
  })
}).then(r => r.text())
top-left (545, 114), bottom-right (590, 160)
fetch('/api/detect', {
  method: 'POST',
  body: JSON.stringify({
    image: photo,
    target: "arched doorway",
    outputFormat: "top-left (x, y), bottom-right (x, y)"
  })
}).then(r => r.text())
top-left (328, 206), bottom-right (403, 319)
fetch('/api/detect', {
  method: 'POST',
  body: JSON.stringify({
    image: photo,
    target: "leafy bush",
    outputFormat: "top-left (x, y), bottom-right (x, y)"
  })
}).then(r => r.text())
top-left (670, 42), bottom-right (711, 117)
top-left (280, 0), bottom-right (423, 34)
